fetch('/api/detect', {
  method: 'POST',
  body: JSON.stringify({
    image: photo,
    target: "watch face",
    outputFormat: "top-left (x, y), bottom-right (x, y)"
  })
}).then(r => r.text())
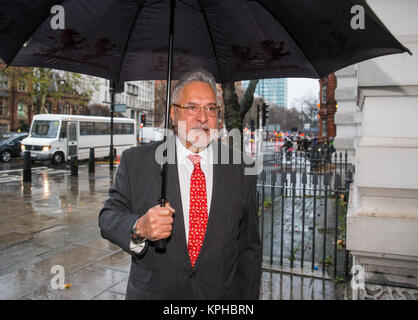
top-left (131, 228), bottom-right (145, 243)
top-left (131, 228), bottom-right (139, 240)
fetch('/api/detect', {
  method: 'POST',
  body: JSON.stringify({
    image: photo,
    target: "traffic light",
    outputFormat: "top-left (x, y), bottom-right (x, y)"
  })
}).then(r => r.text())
top-left (261, 103), bottom-right (269, 127)
top-left (141, 113), bottom-right (146, 125)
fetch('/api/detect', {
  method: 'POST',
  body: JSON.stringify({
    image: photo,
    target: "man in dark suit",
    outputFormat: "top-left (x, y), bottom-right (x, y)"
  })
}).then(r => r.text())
top-left (99, 68), bottom-right (262, 300)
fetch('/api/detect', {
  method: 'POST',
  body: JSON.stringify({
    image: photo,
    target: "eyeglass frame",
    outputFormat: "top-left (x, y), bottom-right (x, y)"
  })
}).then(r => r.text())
top-left (172, 103), bottom-right (221, 117)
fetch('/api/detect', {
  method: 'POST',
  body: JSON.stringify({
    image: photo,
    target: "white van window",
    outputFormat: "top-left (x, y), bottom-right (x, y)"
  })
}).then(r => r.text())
top-left (30, 120), bottom-right (59, 138)
top-left (80, 122), bottom-right (95, 135)
top-left (95, 122), bottom-right (110, 135)
top-left (59, 121), bottom-right (67, 138)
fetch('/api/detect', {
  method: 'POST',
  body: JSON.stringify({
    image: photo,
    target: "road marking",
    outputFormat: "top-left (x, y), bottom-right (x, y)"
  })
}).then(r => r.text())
top-left (0, 176), bottom-right (21, 183)
top-left (99, 164), bottom-right (119, 168)
top-left (0, 166), bottom-right (71, 184)
top-left (0, 166), bottom-right (48, 174)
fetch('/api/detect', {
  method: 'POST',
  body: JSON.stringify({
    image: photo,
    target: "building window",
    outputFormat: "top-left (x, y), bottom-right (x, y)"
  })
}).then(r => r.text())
top-left (45, 101), bottom-right (52, 113)
top-left (63, 104), bottom-right (71, 114)
top-left (322, 84), bottom-right (327, 104)
top-left (0, 75), bottom-right (8, 89)
top-left (17, 101), bottom-right (27, 118)
top-left (0, 97), bottom-right (8, 117)
top-left (0, 124), bottom-right (7, 136)
top-left (18, 80), bottom-right (27, 92)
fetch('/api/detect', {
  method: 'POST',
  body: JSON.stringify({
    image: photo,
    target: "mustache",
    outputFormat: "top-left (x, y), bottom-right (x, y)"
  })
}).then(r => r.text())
top-left (191, 125), bottom-right (211, 130)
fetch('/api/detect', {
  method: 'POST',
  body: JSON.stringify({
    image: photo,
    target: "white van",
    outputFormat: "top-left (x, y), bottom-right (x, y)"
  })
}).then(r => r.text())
top-left (21, 114), bottom-right (136, 165)
top-left (138, 127), bottom-right (164, 144)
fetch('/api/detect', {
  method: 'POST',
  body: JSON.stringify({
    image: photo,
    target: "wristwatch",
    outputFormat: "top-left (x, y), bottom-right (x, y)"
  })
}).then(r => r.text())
top-left (130, 226), bottom-right (146, 244)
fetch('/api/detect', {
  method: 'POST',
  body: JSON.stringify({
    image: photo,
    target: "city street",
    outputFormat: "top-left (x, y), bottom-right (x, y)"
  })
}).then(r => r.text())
top-left (0, 0), bottom-right (416, 302)
top-left (0, 153), bottom-right (343, 300)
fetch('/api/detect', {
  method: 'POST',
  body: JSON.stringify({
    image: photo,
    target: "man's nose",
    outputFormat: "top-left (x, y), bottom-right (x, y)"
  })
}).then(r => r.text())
top-left (196, 107), bottom-right (209, 122)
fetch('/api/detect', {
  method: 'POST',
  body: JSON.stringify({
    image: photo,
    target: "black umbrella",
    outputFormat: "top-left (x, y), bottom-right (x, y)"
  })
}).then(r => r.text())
top-left (0, 0), bottom-right (410, 251)
top-left (0, 0), bottom-right (410, 82)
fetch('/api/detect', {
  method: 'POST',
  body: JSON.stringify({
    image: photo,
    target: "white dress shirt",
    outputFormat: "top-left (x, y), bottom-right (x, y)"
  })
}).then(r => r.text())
top-left (130, 137), bottom-right (213, 253)
top-left (176, 136), bottom-right (213, 243)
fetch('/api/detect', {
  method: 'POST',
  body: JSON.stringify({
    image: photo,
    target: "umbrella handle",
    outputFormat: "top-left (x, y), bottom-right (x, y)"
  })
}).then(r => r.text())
top-left (155, 197), bottom-right (168, 252)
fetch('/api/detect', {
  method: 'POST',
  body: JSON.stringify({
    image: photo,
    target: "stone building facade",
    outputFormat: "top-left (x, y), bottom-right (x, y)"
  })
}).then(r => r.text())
top-left (334, 0), bottom-right (418, 300)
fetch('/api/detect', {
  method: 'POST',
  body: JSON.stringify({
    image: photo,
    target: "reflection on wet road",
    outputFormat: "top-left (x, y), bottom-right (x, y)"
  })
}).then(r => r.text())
top-left (0, 155), bottom-right (343, 300)
top-left (0, 160), bottom-right (123, 300)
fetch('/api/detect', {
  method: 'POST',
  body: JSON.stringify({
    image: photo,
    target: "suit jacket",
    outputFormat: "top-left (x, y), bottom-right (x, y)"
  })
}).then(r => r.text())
top-left (99, 136), bottom-right (262, 300)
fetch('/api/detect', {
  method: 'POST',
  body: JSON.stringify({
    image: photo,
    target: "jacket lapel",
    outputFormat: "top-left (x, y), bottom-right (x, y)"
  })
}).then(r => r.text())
top-left (165, 137), bottom-right (189, 260)
top-left (194, 142), bottom-right (229, 268)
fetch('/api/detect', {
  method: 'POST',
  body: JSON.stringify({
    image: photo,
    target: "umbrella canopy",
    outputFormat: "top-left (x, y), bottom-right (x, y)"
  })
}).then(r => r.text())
top-left (0, 0), bottom-right (410, 83)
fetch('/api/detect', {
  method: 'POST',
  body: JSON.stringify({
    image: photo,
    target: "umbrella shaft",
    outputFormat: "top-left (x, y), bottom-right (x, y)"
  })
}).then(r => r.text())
top-left (157, 0), bottom-right (176, 253)
top-left (160, 0), bottom-right (176, 200)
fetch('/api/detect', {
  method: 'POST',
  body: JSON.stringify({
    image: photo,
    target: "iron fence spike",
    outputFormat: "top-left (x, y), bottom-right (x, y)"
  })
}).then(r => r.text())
top-left (324, 173), bottom-right (330, 186)
top-left (335, 173), bottom-right (341, 188)
top-left (302, 171), bottom-right (307, 184)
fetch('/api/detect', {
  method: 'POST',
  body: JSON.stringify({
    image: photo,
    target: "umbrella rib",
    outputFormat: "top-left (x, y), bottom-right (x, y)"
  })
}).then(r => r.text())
top-left (116, 1), bottom-right (146, 84)
top-left (254, 0), bottom-right (322, 78)
top-left (197, 0), bottom-right (223, 83)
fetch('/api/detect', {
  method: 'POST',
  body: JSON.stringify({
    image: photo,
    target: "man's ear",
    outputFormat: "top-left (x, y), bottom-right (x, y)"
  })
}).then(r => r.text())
top-left (169, 105), bottom-right (176, 129)
top-left (217, 109), bottom-right (224, 131)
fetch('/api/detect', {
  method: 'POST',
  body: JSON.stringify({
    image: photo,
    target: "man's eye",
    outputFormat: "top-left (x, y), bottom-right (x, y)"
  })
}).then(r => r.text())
top-left (208, 107), bottom-right (217, 112)
top-left (187, 105), bottom-right (197, 110)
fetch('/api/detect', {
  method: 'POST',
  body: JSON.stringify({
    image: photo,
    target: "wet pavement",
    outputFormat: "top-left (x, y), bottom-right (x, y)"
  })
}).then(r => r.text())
top-left (0, 158), bottom-right (344, 300)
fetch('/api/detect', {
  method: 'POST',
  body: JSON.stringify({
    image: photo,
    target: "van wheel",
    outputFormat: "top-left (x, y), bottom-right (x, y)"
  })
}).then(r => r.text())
top-left (52, 152), bottom-right (64, 165)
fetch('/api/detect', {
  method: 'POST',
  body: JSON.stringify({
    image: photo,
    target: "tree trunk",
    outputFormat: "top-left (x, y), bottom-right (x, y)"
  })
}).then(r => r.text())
top-left (222, 82), bottom-right (241, 132)
top-left (221, 80), bottom-right (259, 150)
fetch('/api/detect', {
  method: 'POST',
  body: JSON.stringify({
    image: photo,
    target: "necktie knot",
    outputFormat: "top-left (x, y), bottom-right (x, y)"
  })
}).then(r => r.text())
top-left (188, 154), bottom-right (201, 167)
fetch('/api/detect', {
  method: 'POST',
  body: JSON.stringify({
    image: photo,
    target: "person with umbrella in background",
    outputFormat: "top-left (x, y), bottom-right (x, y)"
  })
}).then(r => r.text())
top-left (309, 137), bottom-right (321, 171)
top-left (99, 68), bottom-right (262, 300)
top-left (324, 137), bottom-right (336, 164)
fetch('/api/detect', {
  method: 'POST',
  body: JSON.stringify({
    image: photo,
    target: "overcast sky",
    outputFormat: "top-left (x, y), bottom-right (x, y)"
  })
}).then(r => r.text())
top-left (287, 78), bottom-right (319, 108)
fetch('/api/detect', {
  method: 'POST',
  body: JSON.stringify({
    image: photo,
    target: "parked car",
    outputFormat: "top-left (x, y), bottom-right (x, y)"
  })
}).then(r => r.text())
top-left (0, 132), bottom-right (29, 162)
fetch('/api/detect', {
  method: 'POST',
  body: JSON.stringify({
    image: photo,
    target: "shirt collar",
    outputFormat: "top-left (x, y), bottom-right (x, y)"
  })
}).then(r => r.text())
top-left (175, 136), bottom-right (212, 165)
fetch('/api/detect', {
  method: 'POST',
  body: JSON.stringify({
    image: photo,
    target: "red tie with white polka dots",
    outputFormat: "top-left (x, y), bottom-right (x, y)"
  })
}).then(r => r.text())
top-left (187, 154), bottom-right (208, 268)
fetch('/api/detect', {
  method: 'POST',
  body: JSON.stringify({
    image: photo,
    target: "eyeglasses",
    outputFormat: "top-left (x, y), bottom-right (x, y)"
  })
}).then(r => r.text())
top-left (172, 103), bottom-right (220, 117)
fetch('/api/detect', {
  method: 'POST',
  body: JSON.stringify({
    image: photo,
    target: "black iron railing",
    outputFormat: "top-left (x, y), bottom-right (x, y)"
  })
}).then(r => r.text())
top-left (257, 149), bottom-right (353, 280)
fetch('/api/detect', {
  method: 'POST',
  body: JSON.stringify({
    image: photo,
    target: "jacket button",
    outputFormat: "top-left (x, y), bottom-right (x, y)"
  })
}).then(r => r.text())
top-left (190, 271), bottom-right (195, 278)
